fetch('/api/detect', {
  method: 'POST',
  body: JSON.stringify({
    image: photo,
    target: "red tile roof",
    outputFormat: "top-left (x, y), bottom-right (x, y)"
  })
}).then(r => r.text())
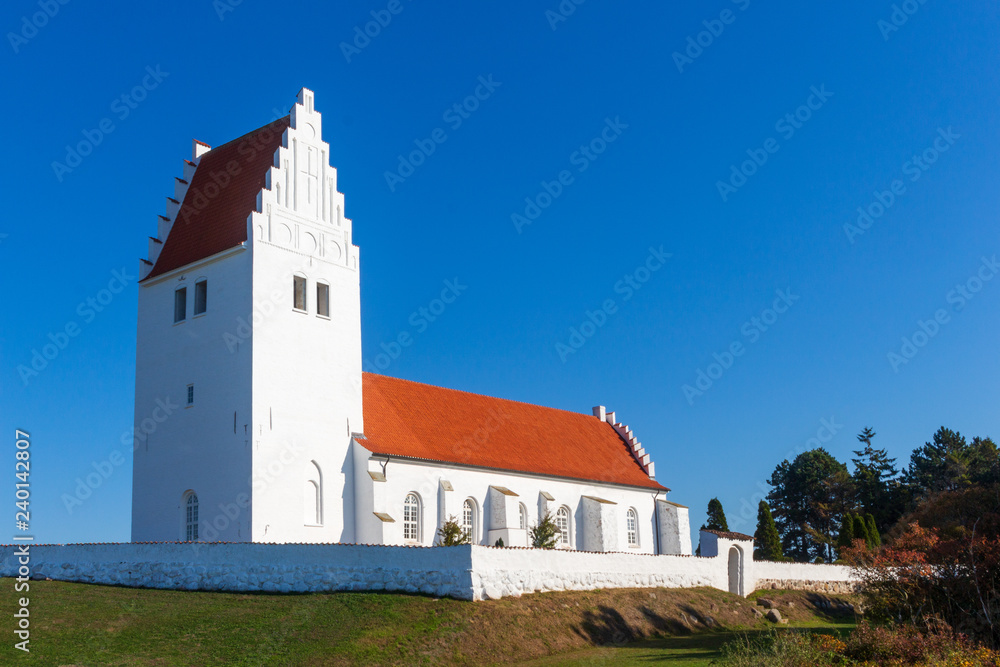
top-left (361, 373), bottom-right (666, 491)
top-left (143, 116), bottom-right (290, 280)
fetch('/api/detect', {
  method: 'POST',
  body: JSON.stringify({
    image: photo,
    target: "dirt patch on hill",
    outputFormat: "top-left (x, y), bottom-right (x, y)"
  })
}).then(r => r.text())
top-left (372, 587), bottom-right (859, 665)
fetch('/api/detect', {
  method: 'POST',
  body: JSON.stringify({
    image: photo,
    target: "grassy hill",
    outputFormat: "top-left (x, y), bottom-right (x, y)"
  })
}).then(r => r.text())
top-left (2, 578), bottom-right (856, 665)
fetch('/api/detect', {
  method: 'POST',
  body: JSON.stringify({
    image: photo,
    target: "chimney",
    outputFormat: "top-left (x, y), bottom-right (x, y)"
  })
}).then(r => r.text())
top-left (592, 406), bottom-right (606, 421)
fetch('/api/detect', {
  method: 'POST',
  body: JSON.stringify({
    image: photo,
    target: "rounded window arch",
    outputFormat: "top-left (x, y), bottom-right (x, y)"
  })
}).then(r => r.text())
top-left (462, 498), bottom-right (478, 544)
top-left (626, 508), bottom-right (639, 548)
top-left (403, 492), bottom-right (422, 543)
top-left (304, 461), bottom-right (323, 526)
top-left (555, 505), bottom-right (572, 548)
top-left (183, 490), bottom-right (199, 541)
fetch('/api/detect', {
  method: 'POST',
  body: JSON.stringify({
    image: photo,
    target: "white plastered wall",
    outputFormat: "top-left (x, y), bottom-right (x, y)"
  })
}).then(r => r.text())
top-left (352, 454), bottom-right (684, 553)
top-left (249, 88), bottom-right (363, 544)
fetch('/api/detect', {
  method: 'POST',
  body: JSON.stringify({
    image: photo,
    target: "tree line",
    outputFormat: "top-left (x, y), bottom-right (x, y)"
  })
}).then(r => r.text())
top-left (701, 425), bottom-right (999, 563)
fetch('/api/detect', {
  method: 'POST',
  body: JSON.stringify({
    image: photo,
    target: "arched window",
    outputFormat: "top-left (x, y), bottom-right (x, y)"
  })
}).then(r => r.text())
top-left (185, 492), bottom-right (199, 541)
top-left (462, 499), bottom-right (477, 543)
top-left (556, 506), bottom-right (571, 548)
top-left (403, 493), bottom-right (421, 542)
top-left (626, 508), bottom-right (639, 547)
top-left (304, 461), bottom-right (322, 526)
top-left (519, 503), bottom-right (528, 530)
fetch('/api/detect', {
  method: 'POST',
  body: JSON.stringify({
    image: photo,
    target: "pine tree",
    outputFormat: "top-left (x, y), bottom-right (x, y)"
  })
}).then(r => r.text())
top-left (754, 500), bottom-right (784, 561)
top-left (865, 513), bottom-right (881, 549)
top-left (530, 511), bottom-right (560, 549)
top-left (435, 516), bottom-right (470, 546)
top-left (836, 512), bottom-right (855, 558)
top-left (851, 427), bottom-right (902, 532)
top-left (852, 514), bottom-right (870, 549)
top-left (703, 498), bottom-right (729, 532)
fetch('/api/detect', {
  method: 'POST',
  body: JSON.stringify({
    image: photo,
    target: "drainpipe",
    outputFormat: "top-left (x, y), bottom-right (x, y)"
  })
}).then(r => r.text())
top-left (652, 491), bottom-right (661, 555)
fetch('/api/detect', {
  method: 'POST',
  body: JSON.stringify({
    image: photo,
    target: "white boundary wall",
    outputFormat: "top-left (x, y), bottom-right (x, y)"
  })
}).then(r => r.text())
top-left (1, 542), bottom-right (857, 601)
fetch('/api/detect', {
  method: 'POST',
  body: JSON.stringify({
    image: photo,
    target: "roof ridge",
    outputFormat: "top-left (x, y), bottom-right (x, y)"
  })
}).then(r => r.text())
top-left (200, 114), bottom-right (290, 156)
top-left (362, 372), bottom-right (601, 421)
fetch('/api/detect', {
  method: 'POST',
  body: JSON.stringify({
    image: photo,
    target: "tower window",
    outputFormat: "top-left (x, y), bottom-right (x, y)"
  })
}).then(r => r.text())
top-left (185, 492), bottom-right (199, 541)
top-left (194, 280), bottom-right (208, 315)
top-left (186, 384), bottom-right (194, 406)
top-left (174, 287), bottom-right (187, 323)
top-left (293, 276), bottom-right (307, 311)
top-left (316, 282), bottom-right (330, 318)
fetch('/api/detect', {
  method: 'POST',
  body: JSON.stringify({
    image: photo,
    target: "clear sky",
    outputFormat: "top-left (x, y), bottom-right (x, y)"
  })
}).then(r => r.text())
top-left (1, 1), bottom-right (998, 545)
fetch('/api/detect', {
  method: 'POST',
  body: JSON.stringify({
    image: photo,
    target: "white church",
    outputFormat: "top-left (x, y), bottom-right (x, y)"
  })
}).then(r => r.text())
top-left (131, 88), bottom-right (692, 557)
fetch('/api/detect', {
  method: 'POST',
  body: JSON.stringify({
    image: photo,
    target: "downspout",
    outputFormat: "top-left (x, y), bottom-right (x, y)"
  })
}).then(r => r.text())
top-left (652, 490), bottom-right (661, 555)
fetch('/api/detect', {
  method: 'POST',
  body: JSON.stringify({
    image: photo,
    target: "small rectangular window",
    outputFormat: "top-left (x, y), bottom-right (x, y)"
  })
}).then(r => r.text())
top-left (174, 288), bottom-right (187, 323)
top-left (194, 280), bottom-right (207, 315)
top-left (317, 283), bottom-right (330, 317)
top-left (293, 276), bottom-right (307, 311)
top-left (187, 384), bottom-right (194, 406)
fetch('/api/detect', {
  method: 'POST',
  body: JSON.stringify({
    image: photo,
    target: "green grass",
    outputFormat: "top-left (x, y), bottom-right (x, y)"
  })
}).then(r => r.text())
top-left (520, 622), bottom-right (857, 666)
top-left (2, 579), bottom-right (857, 666)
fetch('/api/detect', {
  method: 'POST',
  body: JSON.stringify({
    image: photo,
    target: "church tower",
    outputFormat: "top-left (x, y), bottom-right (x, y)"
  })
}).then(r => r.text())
top-left (131, 89), bottom-right (362, 544)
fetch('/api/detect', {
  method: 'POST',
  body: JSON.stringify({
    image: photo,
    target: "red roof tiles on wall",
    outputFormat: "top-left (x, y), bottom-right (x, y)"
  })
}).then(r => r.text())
top-left (362, 373), bottom-right (666, 491)
top-left (144, 116), bottom-right (290, 280)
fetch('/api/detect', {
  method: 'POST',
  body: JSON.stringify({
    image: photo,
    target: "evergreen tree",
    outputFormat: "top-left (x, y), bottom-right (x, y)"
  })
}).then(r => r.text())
top-left (754, 500), bottom-right (784, 561)
top-left (767, 449), bottom-right (853, 562)
top-left (530, 511), bottom-right (560, 549)
top-left (702, 498), bottom-right (729, 532)
top-left (852, 514), bottom-right (870, 548)
top-left (436, 516), bottom-right (471, 546)
top-left (865, 513), bottom-right (881, 549)
top-left (836, 512), bottom-right (855, 558)
top-left (852, 427), bottom-right (903, 531)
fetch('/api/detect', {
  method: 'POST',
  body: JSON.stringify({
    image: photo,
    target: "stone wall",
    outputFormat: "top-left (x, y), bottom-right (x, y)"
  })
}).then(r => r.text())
top-left (1, 542), bottom-right (859, 601)
top-left (754, 579), bottom-right (859, 595)
top-left (751, 560), bottom-right (857, 595)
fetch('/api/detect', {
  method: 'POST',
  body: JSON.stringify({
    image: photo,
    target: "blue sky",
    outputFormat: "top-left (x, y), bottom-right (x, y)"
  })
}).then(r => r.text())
top-left (1, 1), bottom-right (998, 544)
